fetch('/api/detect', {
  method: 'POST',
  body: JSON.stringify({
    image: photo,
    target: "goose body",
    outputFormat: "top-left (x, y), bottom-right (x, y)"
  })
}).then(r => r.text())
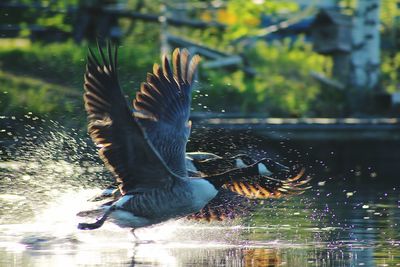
top-left (107, 179), bottom-right (217, 228)
top-left (78, 43), bottom-right (310, 231)
top-left (86, 152), bottom-right (291, 206)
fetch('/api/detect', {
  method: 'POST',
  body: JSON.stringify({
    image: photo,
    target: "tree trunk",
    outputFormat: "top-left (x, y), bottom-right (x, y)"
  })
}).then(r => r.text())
top-left (350, 0), bottom-right (380, 89)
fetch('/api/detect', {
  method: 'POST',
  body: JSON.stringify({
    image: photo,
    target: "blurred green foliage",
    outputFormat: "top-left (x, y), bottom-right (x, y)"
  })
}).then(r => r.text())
top-left (0, 0), bottom-right (399, 120)
top-left (0, 70), bottom-right (80, 116)
top-left (224, 0), bottom-right (299, 41)
top-left (0, 32), bottom-right (159, 120)
top-left (381, 52), bottom-right (400, 94)
top-left (0, 36), bottom-right (334, 117)
top-left (379, 1), bottom-right (400, 95)
top-left (0, 40), bottom-right (86, 87)
top-left (199, 38), bottom-right (333, 116)
top-left (1, 0), bottom-right (78, 33)
top-left (179, 1), bottom-right (335, 116)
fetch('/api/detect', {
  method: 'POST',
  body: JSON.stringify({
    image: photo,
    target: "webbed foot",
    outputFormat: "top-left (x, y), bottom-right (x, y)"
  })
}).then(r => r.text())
top-left (77, 220), bottom-right (105, 230)
top-left (77, 206), bottom-right (115, 230)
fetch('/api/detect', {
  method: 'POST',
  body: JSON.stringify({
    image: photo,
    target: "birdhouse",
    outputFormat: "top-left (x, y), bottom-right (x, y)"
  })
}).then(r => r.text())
top-left (311, 9), bottom-right (352, 55)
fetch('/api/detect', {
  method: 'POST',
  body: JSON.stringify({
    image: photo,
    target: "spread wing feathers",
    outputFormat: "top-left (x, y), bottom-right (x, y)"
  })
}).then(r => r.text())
top-left (186, 189), bottom-right (253, 222)
top-left (187, 168), bottom-right (310, 222)
top-left (205, 160), bottom-right (310, 199)
top-left (132, 48), bottom-right (201, 176)
top-left (84, 42), bottom-right (178, 194)
top-left (224, 168), bottom-right (310, 199)
top-left (133, 48), bottom-right (200, 126)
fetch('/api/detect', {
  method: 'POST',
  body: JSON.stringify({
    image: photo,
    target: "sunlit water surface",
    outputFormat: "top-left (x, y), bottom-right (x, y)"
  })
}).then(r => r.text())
top-left (0, 117), bottom-right (399, 266)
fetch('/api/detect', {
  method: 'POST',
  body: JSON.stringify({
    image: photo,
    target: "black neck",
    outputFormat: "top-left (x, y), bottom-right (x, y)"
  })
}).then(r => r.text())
top-left (204, 159), bottom-right (264, 189)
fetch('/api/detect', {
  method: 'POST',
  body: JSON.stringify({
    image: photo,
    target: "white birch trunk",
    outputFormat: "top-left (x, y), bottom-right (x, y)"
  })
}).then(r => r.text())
top-left (350, 0), bottom-right (380, 89)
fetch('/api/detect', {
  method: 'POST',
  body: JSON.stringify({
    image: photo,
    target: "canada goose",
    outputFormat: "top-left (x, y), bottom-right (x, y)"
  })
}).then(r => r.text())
top-left (88, 152), bottom-right (290, 202)
top-left (185, 152), bottom-right (290, 176)
top-left (77, 43), bottom-right (310, 231)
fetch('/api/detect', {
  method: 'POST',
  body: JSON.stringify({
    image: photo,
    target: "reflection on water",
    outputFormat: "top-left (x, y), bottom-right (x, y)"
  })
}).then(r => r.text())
top-left (0, 117), bottom-right (399, 266)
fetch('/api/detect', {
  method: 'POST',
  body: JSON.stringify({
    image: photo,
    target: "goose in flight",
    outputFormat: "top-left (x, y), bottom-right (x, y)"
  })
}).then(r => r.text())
top-left (78, 43), bottom-right (310, 231)
top-left (88, 152), bottom-right (292, 202)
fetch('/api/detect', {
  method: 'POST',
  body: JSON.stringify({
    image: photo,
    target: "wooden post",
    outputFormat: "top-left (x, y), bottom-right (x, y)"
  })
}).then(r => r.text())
top-left (332, 52), bottom-right (350, 84)
top-left (350, 0), bottom-right (380, 89)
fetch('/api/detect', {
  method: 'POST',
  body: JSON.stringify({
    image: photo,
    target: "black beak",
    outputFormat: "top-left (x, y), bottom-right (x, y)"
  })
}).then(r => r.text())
top-left (259, 158), bottom-right (290, 175)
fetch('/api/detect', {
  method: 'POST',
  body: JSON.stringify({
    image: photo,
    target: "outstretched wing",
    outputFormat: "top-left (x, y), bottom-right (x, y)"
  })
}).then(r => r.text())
top-left (133, 49), bottom-right (201, 177)
top-left (187, 189), bottom-right (253, 222)
top-left (205, 159), bottom-right (310, 199)
top-left (188, 167), bottom-right (309, 222)
top-left (223, 168), bottom-right (309, 199)
top-left (84, 42), bottom-right (179, 194)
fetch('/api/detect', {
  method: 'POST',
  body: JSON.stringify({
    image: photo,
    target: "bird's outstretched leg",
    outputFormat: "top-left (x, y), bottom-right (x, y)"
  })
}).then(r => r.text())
top-left (78, 206), bottom-right (115, 230)
top-left (130, 228), bottom-right (138, 239)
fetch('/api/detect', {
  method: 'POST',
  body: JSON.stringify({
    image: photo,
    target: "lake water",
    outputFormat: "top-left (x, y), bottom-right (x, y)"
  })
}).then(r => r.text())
top-left (0, 118), bottom-right (399, 266)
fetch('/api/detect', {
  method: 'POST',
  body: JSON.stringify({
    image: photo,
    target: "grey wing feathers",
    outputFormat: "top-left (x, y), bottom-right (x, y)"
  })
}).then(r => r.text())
top-left (210, 165), bottom-right (310, 199)
top-left (133, 49), bottom-right (201, 176)
top-left (187, 189), bottom-right (253, 222)
top-left (133, 48), bottom-right (200, 126)
top-left (84, 42), bottom-right (178, 194)
top-left (187, 168), bottom-right (310, 222)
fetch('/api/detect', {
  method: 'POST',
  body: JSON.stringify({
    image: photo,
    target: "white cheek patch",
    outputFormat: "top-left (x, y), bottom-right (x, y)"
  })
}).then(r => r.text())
top-left (235, 158), bottom-right (247, 168)
top-left (258, 163), bottom-right (272, 176)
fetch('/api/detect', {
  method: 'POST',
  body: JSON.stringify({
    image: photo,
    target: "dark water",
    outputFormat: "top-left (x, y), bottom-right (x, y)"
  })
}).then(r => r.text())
top-left (0, 117), bottom-right (399, 266)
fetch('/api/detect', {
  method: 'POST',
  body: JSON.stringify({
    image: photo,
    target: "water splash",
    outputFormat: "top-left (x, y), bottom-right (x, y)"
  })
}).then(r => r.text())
top-left (1, 115), bottom-right (400, 266)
